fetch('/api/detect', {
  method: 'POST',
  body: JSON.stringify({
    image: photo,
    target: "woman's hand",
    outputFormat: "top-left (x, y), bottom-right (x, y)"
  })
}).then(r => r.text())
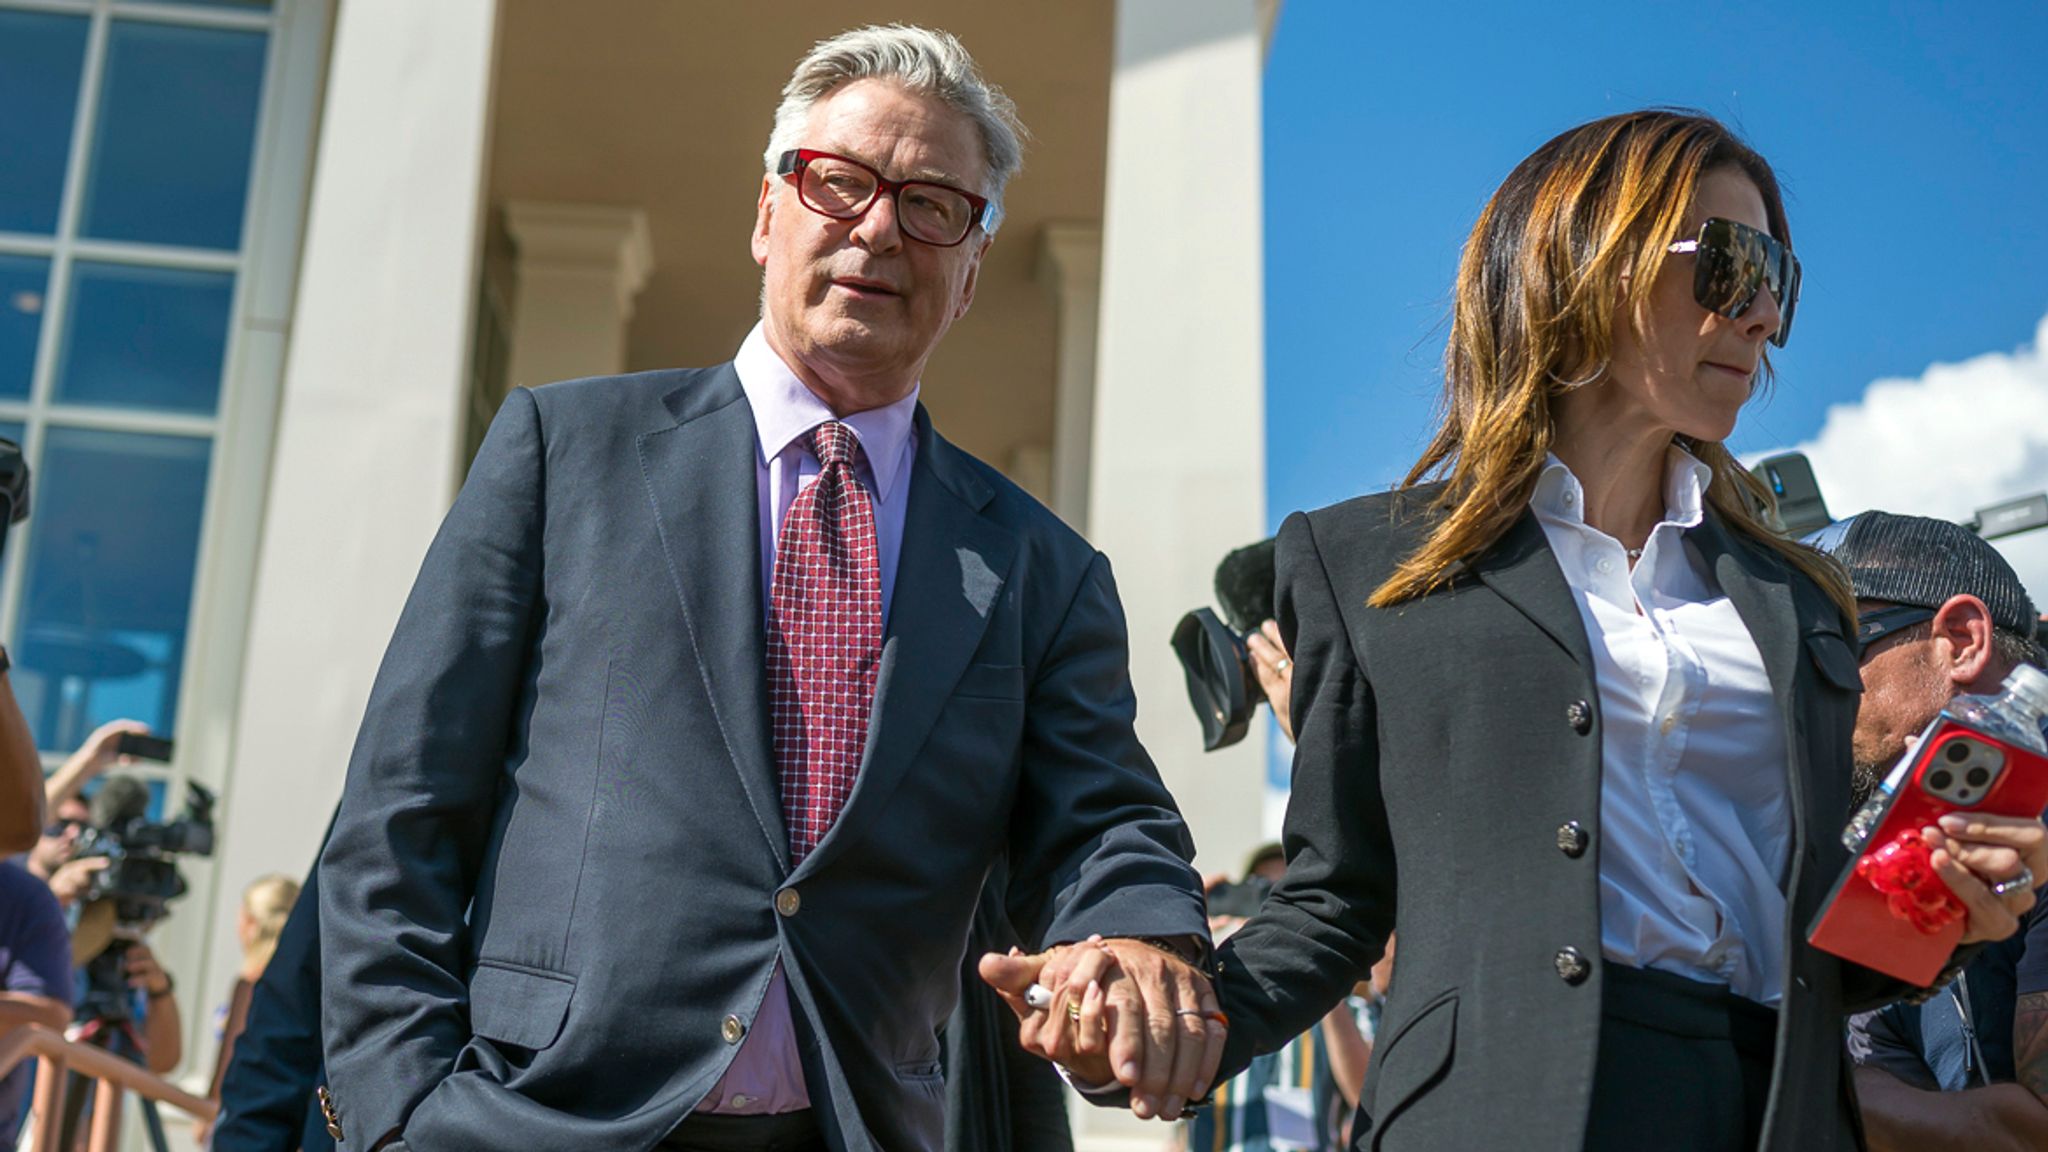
top-left (1924, 811), bottom-right (2048, 945)
top-left (1247, 620), bottom-right (1295, 742)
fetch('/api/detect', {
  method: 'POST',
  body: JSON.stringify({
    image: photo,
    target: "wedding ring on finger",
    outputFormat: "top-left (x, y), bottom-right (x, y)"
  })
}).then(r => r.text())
top-left (1173, 1008), bottom-right (1230, 1027)
top-left (1991, 866), bottom-right (2036, 898)
top-left (1274, 658), bottom-right (1292, 673)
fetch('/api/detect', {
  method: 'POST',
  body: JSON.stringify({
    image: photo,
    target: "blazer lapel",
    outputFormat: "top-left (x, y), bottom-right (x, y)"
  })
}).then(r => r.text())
top-left (1472, 510), bottom-right (1595, 672)
top-left (795, 411), bottom-right (1015, 879)
top-left (636, 366), bottom-right (788, 871)
top-left (1687, 510), bottom-right (1810, 884)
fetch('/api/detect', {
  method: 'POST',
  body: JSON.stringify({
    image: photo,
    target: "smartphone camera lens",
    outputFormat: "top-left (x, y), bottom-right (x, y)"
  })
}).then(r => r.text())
top-left (1930, 770), bottom-right (1955, 791)
top-left (1966, 767), bottom-right (1991, 788)
top-left (1946, 742), bottom-right (1973, 763)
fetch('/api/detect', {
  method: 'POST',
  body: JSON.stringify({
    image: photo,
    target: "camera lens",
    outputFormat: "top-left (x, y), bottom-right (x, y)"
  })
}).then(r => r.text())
top-left (1946, 742), bottom-right (1973, 763)
top-left (1967, 767), bottom-right (1991, 788)
top-left (1929, 770), bottom-right (1954, 791)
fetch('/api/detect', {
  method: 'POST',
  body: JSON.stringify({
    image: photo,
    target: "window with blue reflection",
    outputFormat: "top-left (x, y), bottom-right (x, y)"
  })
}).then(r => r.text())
top-left (0, 11), bottom-right (89, 236)
top-left (0, 257), bottom-right (49, 401)
top-left (55, 262), bottom-right (233, 415)
top-left (11, 428), bottom-right (211, 753)
top-left (79, 21), bottom-right (267, 252)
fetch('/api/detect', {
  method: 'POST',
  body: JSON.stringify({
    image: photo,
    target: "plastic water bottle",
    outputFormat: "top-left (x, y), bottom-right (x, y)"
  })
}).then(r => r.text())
top-left (1843, 665), bottom-right (2048, 851)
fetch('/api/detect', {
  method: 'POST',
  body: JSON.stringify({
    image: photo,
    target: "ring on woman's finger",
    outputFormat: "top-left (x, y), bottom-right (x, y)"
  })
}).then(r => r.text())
top-left (1066, 1001), bottom-right (1083, 1022)
top-left (1173, 1008), bottom-right (1230, 1026)
top-left (1274, 658), bottom-right (1292, 673)
top-left (1991, 866), bottom-right (2036, 898)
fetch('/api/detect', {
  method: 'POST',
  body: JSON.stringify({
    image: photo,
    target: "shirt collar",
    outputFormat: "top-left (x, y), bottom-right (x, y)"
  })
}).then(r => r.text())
top-left (733, 322), bottom-right (919, 504)
top-left (1532, 444), bottom-right (1714, 530)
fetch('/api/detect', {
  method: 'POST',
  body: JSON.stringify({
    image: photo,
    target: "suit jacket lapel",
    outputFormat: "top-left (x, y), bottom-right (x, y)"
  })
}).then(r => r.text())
top-left (795, 410), bottom-right (1015, 880)
top-left (637, 366), bottom-right (788, 871)
top-left (1472, 510), bottom-right (1596, 672)
top-left (1686, 510), bottom-right (1811, 886)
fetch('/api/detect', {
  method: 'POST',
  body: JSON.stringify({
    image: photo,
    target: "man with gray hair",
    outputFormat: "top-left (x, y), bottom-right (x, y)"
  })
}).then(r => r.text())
top-left (317, 24), bottom-right (1217, 1152)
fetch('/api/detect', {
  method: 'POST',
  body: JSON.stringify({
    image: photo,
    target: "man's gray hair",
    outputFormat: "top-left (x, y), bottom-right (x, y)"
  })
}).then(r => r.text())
top-left (764, 25), bottom-right (1026, 235)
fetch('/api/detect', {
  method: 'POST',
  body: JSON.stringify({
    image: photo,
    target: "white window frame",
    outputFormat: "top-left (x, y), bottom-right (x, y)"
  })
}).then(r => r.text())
top-left (0, 0), bottom-right (332, 819)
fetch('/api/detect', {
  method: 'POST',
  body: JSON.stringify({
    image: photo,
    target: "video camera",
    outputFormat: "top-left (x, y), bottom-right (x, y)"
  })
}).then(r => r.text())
top-left (1171, 538), bottom-right (1278, 751)
top-left (73, 775), bottom-right (216, 929)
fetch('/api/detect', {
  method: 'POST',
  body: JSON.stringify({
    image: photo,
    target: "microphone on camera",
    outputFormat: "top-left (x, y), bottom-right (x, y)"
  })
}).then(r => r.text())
top-left (90, 776), bottom-right (151, 831)
top-left (1214, 538), bottom-right (1277, 633)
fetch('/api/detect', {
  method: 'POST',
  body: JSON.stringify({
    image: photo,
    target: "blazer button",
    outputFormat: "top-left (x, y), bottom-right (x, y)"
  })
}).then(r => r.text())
top-left (776, 888), bottom-right (801, 917)
top-left (1556, 821), bottom-right (1589, 858)
top-left (721, 1014), bottom-right (747, 1045)
top-left (1566, 699), bottom-right (1593, 735)
top-left (318, 1085), bottom-right (343, 1140)
top-left (1554, 947), bottom-right (1591, 985)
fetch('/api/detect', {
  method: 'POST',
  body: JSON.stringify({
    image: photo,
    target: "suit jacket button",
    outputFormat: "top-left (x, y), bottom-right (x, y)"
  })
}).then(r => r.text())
top-left (721, 1014), bottom-right (747, 1045)
top-left (776, 888), bottom-right (801, 917)
top-left (1554, 947), bottom-right (1591, 985)
top-left (1566, 700), bottom-right (1593, 734)
top-left (1556, 821), bottom-right (1589, 858)
top-left (318, 1085), bottom-right (343, 1140)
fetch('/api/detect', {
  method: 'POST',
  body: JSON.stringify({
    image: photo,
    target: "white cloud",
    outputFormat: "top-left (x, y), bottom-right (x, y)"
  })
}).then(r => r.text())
top-left (1757, 311), bottom-right (2048, 606)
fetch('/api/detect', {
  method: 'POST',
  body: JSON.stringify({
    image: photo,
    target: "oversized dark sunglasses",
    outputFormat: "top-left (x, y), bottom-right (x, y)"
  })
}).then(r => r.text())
top-left (1855, 604), bottom-right (1936, 657)
top-left (1666, 217), bottom-right (1801, 348)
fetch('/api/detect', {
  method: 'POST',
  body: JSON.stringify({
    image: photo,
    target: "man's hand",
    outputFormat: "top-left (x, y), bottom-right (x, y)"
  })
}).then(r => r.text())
top-left (1925, 812), bottom-right (2048, 945)
top-left (980, 937), bottom-right (1226, 1120)
top-left (48, 855), bottom-right (109, 908)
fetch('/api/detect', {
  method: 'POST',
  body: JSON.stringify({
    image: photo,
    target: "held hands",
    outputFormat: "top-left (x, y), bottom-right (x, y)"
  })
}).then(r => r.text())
top-left (1922, 811), bottom-right (2048, 944)
top-left (979, 936), bottom-right (1227, 1120)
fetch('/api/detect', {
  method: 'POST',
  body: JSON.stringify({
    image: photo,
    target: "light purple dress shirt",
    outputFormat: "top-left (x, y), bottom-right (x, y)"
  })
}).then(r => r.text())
top-left (698, 323), bottom-right (919, 1115)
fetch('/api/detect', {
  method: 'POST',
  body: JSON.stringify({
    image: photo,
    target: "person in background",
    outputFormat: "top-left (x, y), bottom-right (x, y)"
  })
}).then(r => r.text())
top-left (22, 720), bottom-right (151, 907)
top-left (0, 860), bottom-right (73, 1145)
top-left (1808, 512), bottom-right (2048, 1150)
top-left (196, 874), bottom-right (301, 1146)
top-left (0, 656), bottom-right (45, 855)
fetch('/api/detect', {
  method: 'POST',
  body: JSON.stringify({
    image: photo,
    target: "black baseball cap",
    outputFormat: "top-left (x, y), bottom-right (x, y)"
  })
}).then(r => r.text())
top-left (1806, 512), bottom-right (2043, 648)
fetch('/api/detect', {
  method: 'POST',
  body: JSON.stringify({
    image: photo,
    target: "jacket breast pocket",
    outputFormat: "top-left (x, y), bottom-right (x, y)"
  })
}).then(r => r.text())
top-left (1804, 632), bottom-right (1863, 694)
top-left (1366, 989), bottom-right (1458, 1151)
top-left (952, 662), bottom-right (1025, 702)
top-left (469, 960), bottom-right (575, 1051)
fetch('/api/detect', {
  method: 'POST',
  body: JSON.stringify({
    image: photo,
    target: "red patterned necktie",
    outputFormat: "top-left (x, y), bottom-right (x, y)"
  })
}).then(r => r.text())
top-left (768, 421), bottom-right (883, 864)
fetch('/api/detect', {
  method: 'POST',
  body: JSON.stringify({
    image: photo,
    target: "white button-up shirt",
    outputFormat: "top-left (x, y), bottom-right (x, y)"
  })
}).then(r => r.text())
top-left (1530, 448), bottom-right (1792, 1005)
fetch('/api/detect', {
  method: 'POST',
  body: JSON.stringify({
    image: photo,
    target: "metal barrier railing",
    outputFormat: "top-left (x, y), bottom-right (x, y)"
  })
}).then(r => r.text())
top-left (0, 1024), bottom-right (216, 1152)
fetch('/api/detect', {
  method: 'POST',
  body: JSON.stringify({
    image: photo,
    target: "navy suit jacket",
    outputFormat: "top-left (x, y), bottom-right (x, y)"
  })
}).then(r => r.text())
top-left (317, 366), bottom-right (1205, 1152)
top-left (212, 860), bottom-right (331, 1152)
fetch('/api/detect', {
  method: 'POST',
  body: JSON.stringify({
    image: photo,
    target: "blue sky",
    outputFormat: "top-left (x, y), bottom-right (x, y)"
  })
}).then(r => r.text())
top-left (1264, 2), bottom-right (2048, 578)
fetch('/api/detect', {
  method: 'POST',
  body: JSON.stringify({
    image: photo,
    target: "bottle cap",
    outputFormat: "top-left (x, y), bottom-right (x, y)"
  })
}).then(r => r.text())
top-left (2001, 664), bottom-right (2048, 719)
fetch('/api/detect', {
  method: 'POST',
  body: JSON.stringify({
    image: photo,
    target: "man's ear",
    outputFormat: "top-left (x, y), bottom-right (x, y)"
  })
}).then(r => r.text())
top-left (752, 175), bottom-right (777, 268)
top-left (953, 233), bottom-right (993, 321)
top-left (1930, 594), bottom-right (1997, 690)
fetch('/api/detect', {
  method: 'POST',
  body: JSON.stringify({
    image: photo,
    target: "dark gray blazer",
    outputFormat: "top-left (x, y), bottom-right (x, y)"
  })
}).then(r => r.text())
top-left (1215, 484), bottom-right (1906, 1152)
top-left (317, 366), bottom-right (1205, 1152)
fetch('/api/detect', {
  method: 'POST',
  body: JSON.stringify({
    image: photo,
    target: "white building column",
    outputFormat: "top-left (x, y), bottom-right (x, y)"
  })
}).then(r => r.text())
top-left (196, 0), bottom-right (500, 1061)
top-left (1038, 223), bottom-right (1102, 530)
top-left (503, 201), bottom-right (654, 389)
top-left (1077, 0), bottom-right (1266, 1139)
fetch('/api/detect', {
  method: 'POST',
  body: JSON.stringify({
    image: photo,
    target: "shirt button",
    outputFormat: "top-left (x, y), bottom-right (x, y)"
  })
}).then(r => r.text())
top-left (1554, 947), bottom-right (1592, 985)
top-left (729, 1094), bottom-right (755, 1109)
top-left (776, 888), bottom-right (801, 917)
top-left (1659, 714), bottom-right (1677, 736)
top-left (1596, 557), bottom-right (1615, 575)
top-left (721, 1014), bottom-right (747, 1045)
top-left (1563, 490), bottom-right (1576, 506)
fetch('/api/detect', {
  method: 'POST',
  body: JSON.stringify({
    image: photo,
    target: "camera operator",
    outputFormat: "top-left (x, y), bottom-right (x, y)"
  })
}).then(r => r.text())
top-left (1808, 512), bottom-right (2048, 1150)
top-left (65, 774), bottom-right (189, 1078)
top-left (25, 720), bottom-right (152, 909)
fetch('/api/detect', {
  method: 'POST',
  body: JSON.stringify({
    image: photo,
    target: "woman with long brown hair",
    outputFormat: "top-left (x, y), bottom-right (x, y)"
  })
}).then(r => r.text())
top-left (1169, 111), bottom-right (2048, 1151)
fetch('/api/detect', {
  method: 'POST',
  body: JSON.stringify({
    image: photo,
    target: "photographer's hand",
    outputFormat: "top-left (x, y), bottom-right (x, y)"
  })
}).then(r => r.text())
top-left (48, 855), bottom-right (109, 909)
top-left (44, 718), bottom-right (148, 812)
top-left (1247, 621), bottom-right (1295, 743)
top-left (126, 942), bottom-right (184, 1073)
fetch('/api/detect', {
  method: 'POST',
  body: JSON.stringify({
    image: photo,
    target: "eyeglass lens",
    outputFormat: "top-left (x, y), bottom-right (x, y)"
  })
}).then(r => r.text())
top-left (1692, 218), bottom-right (1799, 347)
top-left (797, 155), bottom-right (975, 246)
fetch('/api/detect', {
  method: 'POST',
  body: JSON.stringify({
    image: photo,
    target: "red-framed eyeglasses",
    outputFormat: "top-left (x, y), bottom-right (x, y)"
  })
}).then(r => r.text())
top-left (775, 148), bottom-right (990, 248)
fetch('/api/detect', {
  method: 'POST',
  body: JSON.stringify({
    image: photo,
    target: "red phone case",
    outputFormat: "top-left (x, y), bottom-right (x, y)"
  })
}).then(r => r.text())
top-left (1808, 716), bottom-right (2048, 985)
